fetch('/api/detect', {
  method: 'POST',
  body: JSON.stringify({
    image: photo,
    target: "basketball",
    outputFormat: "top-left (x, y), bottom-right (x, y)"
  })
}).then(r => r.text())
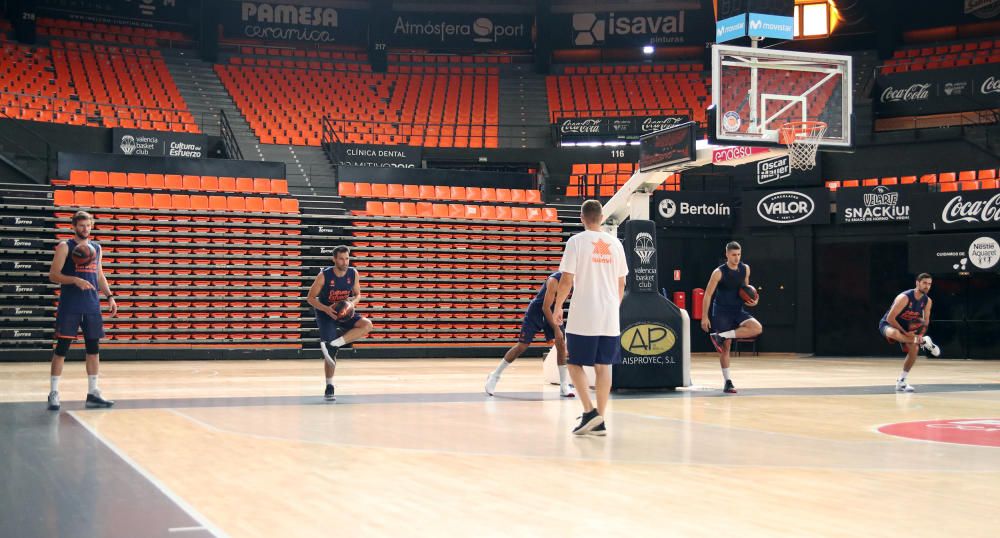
top-left (739, 284), bottom-right (758, 306)
top-left (332, 300), bottom-right (354, 320)
top-left (71, 242), bottom-right (96, 265)
top-left (909, 318), bottom-right (926, 334)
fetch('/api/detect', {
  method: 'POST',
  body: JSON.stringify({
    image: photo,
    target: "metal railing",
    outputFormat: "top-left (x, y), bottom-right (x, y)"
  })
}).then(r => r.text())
top-left (321, 116), bottom-right (553, 149)
top-left (218, 109), bottom-right (243, 161)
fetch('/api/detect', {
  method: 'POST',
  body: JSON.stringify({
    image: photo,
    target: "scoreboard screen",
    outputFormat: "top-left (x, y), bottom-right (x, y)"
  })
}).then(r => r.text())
top-left (638, 121), bottom-right (697, 172)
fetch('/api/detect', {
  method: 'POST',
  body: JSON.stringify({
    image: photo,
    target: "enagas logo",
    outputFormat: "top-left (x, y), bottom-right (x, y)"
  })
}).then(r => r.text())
top-left (879, 418), bottom-right (1000, 447)
top-left (756, 191), bottom-right (815, 224)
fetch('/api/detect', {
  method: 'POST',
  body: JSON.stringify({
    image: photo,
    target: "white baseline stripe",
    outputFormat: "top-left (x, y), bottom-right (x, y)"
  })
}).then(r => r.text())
top-left (168, 527), bottom-right (208, 533)
top-left (69, 411), bottom-right (229, 538)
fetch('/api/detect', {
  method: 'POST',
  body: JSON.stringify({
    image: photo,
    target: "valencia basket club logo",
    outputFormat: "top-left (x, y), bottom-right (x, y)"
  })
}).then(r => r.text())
top-left (634, 232), bottom-right (655, 265)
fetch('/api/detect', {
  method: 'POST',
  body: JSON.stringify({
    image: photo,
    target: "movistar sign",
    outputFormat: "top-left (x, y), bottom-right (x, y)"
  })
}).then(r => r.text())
top-left (747, 12), bottom-right (793, 39)
top-left (716, 13), bottom-right (746, 43)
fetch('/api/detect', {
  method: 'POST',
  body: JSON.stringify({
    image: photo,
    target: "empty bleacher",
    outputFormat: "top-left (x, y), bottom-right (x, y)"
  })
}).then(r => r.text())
top-left (546, 64), bottom-right (708, 126)
top-left (826, 168), bottom-right (1000, 192)
top-left (216, 52), bottom-right (500, 148)
top-left (0, 39), bottom-right (198, 132)
top-left (0, 171), bottom-right (576, 356)
top-left (566, 162), bottom-right (680, 198)
top-left (36, 17), bottom-right (190, 48)
top-left (881, 37), bottom-right (1000, 73)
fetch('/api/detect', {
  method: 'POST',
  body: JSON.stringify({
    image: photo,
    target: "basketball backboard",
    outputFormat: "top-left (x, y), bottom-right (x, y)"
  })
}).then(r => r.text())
top-left (710, 44), bottom-right (853, 148)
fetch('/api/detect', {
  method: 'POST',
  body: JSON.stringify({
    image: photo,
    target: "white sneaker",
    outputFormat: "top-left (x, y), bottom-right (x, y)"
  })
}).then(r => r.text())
top-left (921, 335), bottom-right (941, 357)
top-left (47, 391), bottom-right (60, 411)
top-left (485, 373), bottom-right (500, 396)
top-left (560, 384), bottom-right (575, 398)
top-left (895, 381), bottom-right (915, 393)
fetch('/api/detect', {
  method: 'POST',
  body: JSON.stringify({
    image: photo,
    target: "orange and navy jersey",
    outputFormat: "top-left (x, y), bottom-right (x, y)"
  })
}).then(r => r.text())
top-left (319, 266), bottom-right (357, 306)
top-left (58, 239), bottom-right (101, 314)
top-left (713, 263), bottom-right (746, 308)
top-left (526, 272), bottom-right (561, 312)
top-left (881, 289), bottom-right (928, 328)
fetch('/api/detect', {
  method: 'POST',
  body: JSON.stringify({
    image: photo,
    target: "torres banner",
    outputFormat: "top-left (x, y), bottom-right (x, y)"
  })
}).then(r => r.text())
top-left (835, 184), bottom-right (924, 224)
top-left (742, 187), bottom-right (830, 226)
top-left (556, 115), bottom-right (689, 141)
top-left (614, 220), bottom-right (690, 390)
top-left (387, 12), bottom-right (533, 49)
top-left (36, 0), bottom-right (192, 30)
top-left (112, 128), bottom-right (206, 158)
top-left (908, 232), bottom-right (1000, 274)
top-left (909, 190), bottom-right (1000, 232)
top-left (331, 143), bottom-right (422, 168)
top-left (652, 191), bottom-right (734, 228)
top-left (221, 1), bottom-right (368, 45)
top-left (875, 64), bottom-right (1000, 117)
top-left (558, 9), bottom-right (707, 47)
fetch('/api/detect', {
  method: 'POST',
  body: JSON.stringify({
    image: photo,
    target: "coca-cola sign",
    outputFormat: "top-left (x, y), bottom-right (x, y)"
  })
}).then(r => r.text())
top-left (556, 115), bottom-right (688, 141)
top-left (981, 75), bottom-right (1000, 95)
top-left (559, 119), bottom-right (602, 134)
top-left (876, 65), bottom-right (1000, 117)
top-left (880, 83), bottom-right (931, 103)
top-left (911, 191), bottom-right (1000, 231)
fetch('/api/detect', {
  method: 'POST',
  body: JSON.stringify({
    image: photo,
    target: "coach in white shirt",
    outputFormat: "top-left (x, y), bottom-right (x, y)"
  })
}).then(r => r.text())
top-left (553, 199), bottom-right (628, 436)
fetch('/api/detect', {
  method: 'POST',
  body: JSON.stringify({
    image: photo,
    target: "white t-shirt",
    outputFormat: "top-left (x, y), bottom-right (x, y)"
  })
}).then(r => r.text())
top-left (558, 229), bottom-right (629, 336)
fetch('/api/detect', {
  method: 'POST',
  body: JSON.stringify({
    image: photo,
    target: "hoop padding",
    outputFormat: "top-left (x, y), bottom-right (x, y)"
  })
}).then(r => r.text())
top-left (779, 121), bottom-right (827, 170)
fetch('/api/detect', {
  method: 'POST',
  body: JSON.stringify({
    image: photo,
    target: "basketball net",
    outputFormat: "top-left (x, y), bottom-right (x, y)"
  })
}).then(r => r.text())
top-left (778, 121), bottom-right (827, 171)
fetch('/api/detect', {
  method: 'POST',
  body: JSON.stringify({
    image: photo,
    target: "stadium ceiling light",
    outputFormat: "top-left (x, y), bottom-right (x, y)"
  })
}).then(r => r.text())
top-left (642, 45), bottom-right (655, 55)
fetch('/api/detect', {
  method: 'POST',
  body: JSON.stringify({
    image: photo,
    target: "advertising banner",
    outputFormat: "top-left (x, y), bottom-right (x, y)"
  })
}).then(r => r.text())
top-left (112, 128), bottom-right (207, 158)
top-left (387, 12), bottom-right (533, 49)
top-left (652, 191), bottom-right (735, 228)
top-left (835, 184), bottom-right (924, 224)
top-left (221, 1), bottom-right (368, 45)
top-left (875, 64), bottom-right (1000, 117)
top-left (614, 220), bottom-right (690, 389)
top-left (910, 189), bottom-right (1000, 232)
top-left (742, 187), bottom-right (830, 226)
top-left (558, 9), bottom-right (707, 47)
top-left (331, 143), bottom-right (422, 168)
top-left (909, 232), bottom-right (1000, 274)
top-left (556, 115), bottom-right (689, 141)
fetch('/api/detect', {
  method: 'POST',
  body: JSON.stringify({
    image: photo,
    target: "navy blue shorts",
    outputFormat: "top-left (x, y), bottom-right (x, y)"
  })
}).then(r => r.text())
top-left (316, 310), bottom-right (363, 341)
top-left (55, 311), bottom-right (104, 340)
top-left (566, 333), bottom-right (620, 366)
top-left (518, 310), bottom-right (557, 344)
top-left (878, 320), bottom-right (893, 339)
top-left (710, 304), bottom-right (754, 333)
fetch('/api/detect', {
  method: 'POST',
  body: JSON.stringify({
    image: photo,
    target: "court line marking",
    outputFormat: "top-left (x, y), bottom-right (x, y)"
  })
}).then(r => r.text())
top-left (168, 527), bottom-right (208, 533)
top-left (166, 407), bottom-right (1000, 473)
top-left (68, 411), bottom-right (230, 538)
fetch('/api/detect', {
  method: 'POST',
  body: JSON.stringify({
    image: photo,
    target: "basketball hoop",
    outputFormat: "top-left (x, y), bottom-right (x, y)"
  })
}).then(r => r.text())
top-left (778, 121), bottom-right (827, 171)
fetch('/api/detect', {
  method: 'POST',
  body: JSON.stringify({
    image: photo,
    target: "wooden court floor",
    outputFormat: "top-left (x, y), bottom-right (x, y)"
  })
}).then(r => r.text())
top-left (1, 354), bottom-right (998, 538)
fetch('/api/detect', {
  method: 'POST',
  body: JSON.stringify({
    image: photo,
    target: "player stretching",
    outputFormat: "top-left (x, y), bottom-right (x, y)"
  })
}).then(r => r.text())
top-left (879, 273), bottom-right (940, 392)
top-left (47, 211), bottom-right (117, 410)
top-left (700, 241), bottom-right (762, 394)
top-left (485, 271), bottom-right (573, 398)
top-left (306, 246), bottom-right (374, 401)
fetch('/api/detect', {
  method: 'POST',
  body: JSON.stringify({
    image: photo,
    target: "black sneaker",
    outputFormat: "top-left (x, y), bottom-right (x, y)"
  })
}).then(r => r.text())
top-left (588, 422), bottom-right (607, 436)
top-left (322, 343), bottom-right (340, 366)
top-left (324, 384), bottom-right (336, 401)
top-left (572, 408), bottom-right (604, 435)
top-left (85, 391), bottom-right (115, 408)
top-left (709, 332), bottom-right (726, 353)
top-left (723, 380), bottom-right (738, 394)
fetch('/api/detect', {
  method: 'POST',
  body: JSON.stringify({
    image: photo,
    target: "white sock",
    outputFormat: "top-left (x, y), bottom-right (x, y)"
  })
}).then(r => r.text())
top-left (326, 377), bottom-right (334, 386)
top-left (88, 375), bottom-right (98, 394)
top-left (558, 364), bottom-right (568, 387)
top-left (50, 376), bottom-right (59, 392)
top-left (493, 359), bottom-right (510, 376)
top-left (330, 337), bottom-right (346, 347)
top-left (722, 368), bottom-right (731, 381)
top-left (720, 330), bottom-right (737, 339)
top-left (898, 371), bottom-right (908, 383)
